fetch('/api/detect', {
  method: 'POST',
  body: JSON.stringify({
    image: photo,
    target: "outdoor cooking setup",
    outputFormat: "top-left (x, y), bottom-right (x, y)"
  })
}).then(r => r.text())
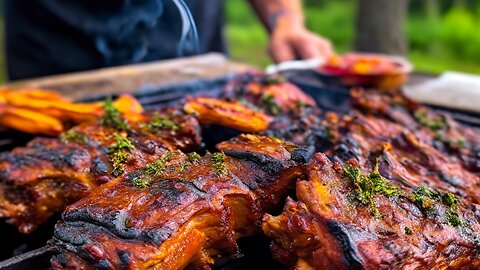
top-left (0, 54), bottom-right (480, 270)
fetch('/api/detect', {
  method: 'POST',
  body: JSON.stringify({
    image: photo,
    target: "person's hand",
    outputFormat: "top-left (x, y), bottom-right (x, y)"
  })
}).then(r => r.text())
top-left (268, 18), bottom-right (333, 63)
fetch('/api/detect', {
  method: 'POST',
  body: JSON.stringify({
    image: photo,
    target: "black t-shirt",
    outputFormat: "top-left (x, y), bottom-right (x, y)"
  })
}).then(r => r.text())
top-left (4, 0), bottom-right (226, 81)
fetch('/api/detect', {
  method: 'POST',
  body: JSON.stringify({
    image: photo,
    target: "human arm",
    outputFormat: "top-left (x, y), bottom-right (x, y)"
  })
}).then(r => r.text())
top-left (248, 0), bottom-right (333, 62)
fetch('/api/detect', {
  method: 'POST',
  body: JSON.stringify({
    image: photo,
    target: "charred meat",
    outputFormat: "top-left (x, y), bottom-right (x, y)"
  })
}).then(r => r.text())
top-left (263, 87), bottom-right (480, 270)
top-left (0, 107), bottom-right (201, 233)
top-left (51, 134), bottom-right (312, 269)
top-left (351, 88), bottom-right (480, 173)
top-left (263, 153), bottom-right (480, 270)
top-left (330, 113), bottom-right (480, 204)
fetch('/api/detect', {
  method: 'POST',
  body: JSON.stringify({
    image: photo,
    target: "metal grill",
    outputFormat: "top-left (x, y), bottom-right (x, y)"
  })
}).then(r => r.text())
top-left (1, 72), bottom-right (480, 270)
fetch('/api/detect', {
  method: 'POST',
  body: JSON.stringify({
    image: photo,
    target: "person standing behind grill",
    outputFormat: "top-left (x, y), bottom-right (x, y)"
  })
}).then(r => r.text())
top-left (3, 0), bottom-right (333, 81)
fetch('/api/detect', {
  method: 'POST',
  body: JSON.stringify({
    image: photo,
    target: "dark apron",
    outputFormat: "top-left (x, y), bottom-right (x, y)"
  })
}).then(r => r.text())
top-left (4, 0), bottom-right (226, 81)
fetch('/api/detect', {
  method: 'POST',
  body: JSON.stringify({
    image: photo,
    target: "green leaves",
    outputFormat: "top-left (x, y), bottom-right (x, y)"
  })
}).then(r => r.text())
top-left (132, 176), bottom-right (150, 188)
top-left (446, 211), bottom-right (462, 227)
top-left (443, 192), bottom-right (462, 227)
top-left (110, 151), bottom-right (131, 176)
top-left (344, 159), bottom-right (464, 228)
top-left (187, 152), bottom-right (201, 163)
top-left (442, 192), bottom-right (460, 209)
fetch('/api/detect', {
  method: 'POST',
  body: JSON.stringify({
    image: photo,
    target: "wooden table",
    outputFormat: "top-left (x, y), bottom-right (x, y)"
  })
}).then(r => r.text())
top-left (2, 53), bottom-right (254, 100)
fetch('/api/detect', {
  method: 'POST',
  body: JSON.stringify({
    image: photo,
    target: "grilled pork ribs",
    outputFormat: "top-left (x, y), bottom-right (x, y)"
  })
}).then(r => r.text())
top-left (350, 88), bottom-right (480, 174)
top-left (1, 72), bottom-right (479, 270)
top-left (263, 152), bottom-right (480, 269)
top-left (0, 74), bottom-right (321, 235)
top-left (0, 107), bottom-right (201, 233)
top-left (51, 134), bottom-right (312, 269)
top-left (263, 89), bottom-right (480, 269)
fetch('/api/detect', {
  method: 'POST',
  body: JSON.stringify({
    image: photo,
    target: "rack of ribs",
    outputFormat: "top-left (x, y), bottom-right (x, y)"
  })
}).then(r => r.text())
top-left (350, 88), bottom-right (480, 173)
top-left (0, 74), bottom-right (321, 234)
top-left (329, 113), bottom-right (480, 204)
top-left (263, 88), bottom-right (480, 269)
top-left (0, 106), bottom-right (201, 233)
top-left (51, 134), bottom-right (313, 269)
top-left (263, 152), bottom-right (480, 269)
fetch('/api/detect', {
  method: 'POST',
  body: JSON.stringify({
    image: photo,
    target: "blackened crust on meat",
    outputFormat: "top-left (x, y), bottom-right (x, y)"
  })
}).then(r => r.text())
top-left (0, 112), bottom-right (202, 233)
top-left (63, 179), bottom-right (209, 244)
top-left (263, 150), bottom-right (480, 270)
top-left (290, 145), bottom-right (315, 163)
top-left (51, 134), bottom-right (307, 269)
top-left (326, 221), bottom-right (363, 270)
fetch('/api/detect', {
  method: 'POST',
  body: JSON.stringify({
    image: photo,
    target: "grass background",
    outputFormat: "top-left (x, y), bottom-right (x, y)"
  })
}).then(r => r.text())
top-left (1, 0), bottom-right (480, 83)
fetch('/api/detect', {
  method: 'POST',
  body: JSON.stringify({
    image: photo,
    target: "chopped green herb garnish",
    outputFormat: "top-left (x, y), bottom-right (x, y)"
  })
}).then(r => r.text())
top-left (412, 193), bottom-right (434, 211)
top-left (446, 211), bottom-right (462, 227)
top-left (187, 152), bottom-right (201, 163)
top-left (446, 137), bottom-right (468, 150)
top-left (108, 134), bottom-right (134, 176)
top-left (261, 94), bottom-right (281, 115)
top-left (416, 187), bottom-right (440, 199)
top-left (442, 192), bottom-right (460, 209)
top-left (146, 114), bottom-right (179, 131)
top-left (211, 152), bottom-right (228, 176)
top-left (108, 134), bottom-right (134, 153)
top-left (145, 152), bottom-right (173, 176)
top-left (408, 187), bottom-right (463, 227)
top-left (178, 152), bottom-right (202, 173)
top-left (456, 138), bottom-right (467, 148)
top-left (111, 151), bottom-right (131, 175)
top-left (60, 130), bottom-right (88, 144)
top-left (101, 99), bottom-right (129, 131)
top-left (132, 176), bottom-right (150, 188)
top-left (179, 163), bottom-right (187, 173)
top-left (404, 226), bottom-right (413, 235)
top-left (343, 158), bottom-right (402, 218)
top-left (414, 110), bottom-right (447, 131)
top-left (410, 187), bottom-right (440, 212)
top-left (443, 192), bottom-right (462, 226)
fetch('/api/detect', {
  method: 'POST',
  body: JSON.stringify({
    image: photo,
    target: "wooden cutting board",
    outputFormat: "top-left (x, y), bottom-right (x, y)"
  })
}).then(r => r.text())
top-left (1, 53), bottom-right (254, 100)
